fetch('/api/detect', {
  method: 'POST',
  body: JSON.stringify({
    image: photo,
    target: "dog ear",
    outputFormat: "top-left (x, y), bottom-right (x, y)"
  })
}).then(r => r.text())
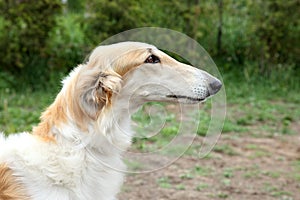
top-left (79, 71), bottom-right (122, 120)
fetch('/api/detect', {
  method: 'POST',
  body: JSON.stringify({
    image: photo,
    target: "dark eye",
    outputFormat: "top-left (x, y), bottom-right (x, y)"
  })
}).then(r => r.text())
top-left (145, 55), bottom-right (160, 64)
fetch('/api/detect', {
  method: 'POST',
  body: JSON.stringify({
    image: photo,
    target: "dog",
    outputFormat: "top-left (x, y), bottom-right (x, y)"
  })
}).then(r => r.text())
top-left (0, 42), bottom-right (222, 200)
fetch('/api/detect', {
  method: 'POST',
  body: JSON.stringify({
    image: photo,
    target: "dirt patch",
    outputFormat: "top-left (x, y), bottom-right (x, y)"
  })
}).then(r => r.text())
top-left (119, 133), bottom-right (300, 200)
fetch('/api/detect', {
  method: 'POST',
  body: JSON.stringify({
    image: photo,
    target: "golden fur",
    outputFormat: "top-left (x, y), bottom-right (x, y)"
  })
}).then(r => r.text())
top-left (0, 164), bottom-right (29, 200)
top-left (32, 93), bottom-right (68, 142)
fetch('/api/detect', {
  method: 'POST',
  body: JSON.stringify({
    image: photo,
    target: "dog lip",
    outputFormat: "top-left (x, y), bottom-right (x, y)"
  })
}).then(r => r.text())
top-left (166, 95), bottom-right (205, 102)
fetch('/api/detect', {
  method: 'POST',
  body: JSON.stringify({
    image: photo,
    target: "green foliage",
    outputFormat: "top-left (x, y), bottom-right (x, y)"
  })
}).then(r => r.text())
top-left (249, 0), bottom-right (300, 67)
top-left (67, 0), bottom-right (85, 13)
top-left (202, 0), bottom-right (299, 74)
top-left (0, 0), bottom-right (62, 90)
top-left (47, 13), bottom-right (90, 72)
top-left (220, 1), bottom-right (254, 63)
top-left (0, 0), bottom-right (299, 91)
top-left (86, 0), bottom-right (147, 42)
top-left (0, 0), bottom-right (62, 70)
top-left (0, 71), bottom-right (15, 89)
top-left (85, 0), bottom-right (194, 42)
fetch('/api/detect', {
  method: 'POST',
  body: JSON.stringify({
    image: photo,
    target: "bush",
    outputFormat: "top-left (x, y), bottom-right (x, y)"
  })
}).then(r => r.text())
top-left (0, 0), bottom-right (299, 91)
top-left (47, 13), bottom-right (91, 73)
top-left (0, 0), bottom-right (62, 90)
top-left (0, 0), bottom-right (62, 71)
top-left (86, 0), bottom-right (146, 42)
top-left (249, 0), bottom-right (299, 66)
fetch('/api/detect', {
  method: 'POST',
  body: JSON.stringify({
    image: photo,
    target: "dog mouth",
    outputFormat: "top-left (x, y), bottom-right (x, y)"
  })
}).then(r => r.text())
top-left (166, 94), bottom-right (206, 102)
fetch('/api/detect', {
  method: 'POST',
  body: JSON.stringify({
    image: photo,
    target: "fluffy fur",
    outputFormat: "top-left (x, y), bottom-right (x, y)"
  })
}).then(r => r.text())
top-left (0, 164), bottom-right (29, 200)
top-left (0, 42), bottom-right (221, 200)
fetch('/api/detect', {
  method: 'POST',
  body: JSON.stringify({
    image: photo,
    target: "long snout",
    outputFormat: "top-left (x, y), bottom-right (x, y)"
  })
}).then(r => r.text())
top-left (174, 63), bottom-right (222, 102)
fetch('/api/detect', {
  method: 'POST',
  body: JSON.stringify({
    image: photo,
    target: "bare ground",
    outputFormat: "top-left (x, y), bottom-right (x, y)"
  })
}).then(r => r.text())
top-left (119, 124), bottom-right (300, 200)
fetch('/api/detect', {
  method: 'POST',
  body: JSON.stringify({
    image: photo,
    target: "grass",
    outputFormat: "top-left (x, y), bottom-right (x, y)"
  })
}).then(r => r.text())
top-left (291, 160), bottom-right (300, 181)
top-left (213, 144), bottom-right (238, 156)
top-left (223, 168), bottom-right (234, 178)
top-left (0, 89), bottom-right (55, 134)
top-left (242, 164), bottom-right (261, 179)
top-left (250, 149), bottom-right (271, 158)
top-left (157, 177), bottom-right (172, 189)
top-left (180, 172), bottom-right (194, 180)
top-left (217, 192), bottom-right (229, 199)
top-left (157, 177), bottom-right (186, 191)
top-left (262, 171), bottom-right (280, 179)
top-left (124, 160), bottom-right (145, 171)
top-left (263, 182), bottom-right (292, 197)
top-left (194, 165), bottom-right (212, 176)
top-left (175, 184), bottom-right (186, 190)
top-left (195, 183), bottom-right (209, 191)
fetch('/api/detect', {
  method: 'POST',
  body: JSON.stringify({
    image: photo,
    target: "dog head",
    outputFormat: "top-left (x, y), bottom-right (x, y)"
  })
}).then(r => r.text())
top-left (68, 42), bottom-right (222, 125)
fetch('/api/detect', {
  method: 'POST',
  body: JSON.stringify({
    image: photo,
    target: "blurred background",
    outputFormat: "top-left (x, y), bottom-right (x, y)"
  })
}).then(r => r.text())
top-left (0, 0), bottom-right (299, 91)
top-left (0, 1), bottom-right (299, 199)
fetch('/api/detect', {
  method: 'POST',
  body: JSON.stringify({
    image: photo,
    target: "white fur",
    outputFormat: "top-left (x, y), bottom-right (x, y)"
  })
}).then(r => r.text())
top-left (0, 42), bottom-right (221, 200)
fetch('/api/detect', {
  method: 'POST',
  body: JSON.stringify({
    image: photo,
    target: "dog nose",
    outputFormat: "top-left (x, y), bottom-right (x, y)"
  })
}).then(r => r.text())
top-left (208, 79), bottom-right (222, 95)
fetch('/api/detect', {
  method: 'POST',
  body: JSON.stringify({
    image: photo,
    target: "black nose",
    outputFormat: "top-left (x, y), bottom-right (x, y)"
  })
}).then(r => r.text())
top-left (208, 80), bottom-right (222, 95)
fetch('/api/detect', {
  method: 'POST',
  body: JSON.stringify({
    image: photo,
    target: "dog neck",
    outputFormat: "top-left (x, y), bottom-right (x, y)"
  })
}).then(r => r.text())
top-left (32, 92), bottom-right (136, 157)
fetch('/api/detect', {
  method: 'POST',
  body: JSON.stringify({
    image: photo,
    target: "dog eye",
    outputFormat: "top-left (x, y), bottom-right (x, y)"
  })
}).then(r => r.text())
top-left (145, 55), bottom-right (160, 64)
